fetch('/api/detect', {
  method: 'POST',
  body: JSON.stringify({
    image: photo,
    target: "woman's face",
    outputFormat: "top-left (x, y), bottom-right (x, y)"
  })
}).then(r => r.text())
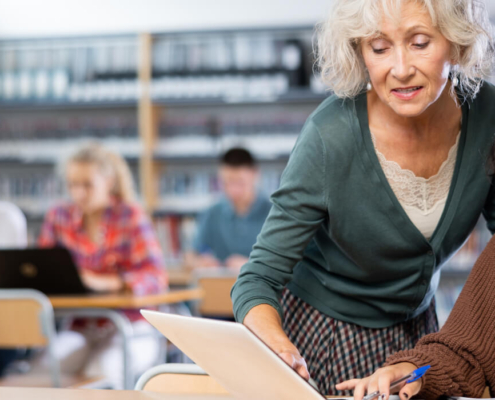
top-left (361, 1), bottom-right (454, 118)
top-left (66, 162), bottom-right (113, 214)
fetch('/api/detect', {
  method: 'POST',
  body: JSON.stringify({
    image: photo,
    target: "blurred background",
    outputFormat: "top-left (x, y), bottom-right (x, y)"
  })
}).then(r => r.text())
top-left (0, 0), bottom-right (493, 327)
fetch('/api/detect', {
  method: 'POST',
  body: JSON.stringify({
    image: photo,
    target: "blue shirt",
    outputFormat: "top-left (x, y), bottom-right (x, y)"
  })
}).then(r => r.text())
top-left (193, 194), bottom-right (272, 262)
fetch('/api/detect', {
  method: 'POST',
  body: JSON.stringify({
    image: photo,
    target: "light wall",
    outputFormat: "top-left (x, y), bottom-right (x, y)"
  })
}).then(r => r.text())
top-left (0, 0), bottom-right (332, 38)
top-left (0, 0), bottom-right (493, 38)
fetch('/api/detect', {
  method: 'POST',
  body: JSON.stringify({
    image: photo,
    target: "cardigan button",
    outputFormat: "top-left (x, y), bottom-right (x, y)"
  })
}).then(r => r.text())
top-left (427, 250), bottom-right (434, 256)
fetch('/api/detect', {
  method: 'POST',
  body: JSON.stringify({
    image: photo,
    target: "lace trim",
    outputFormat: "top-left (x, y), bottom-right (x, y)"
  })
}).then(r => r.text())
top-left (371, 132), bottom-right (460, 215)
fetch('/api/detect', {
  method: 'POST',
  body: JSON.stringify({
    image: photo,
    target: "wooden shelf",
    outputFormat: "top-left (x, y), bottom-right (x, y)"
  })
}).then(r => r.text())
top-left (153, 90), bottom-right (327, 108)
top-left (0, 100), bottom-right (137, 111)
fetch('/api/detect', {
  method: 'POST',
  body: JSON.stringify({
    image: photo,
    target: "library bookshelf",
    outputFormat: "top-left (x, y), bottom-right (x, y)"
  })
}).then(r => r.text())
top-left (0, 27), bottom-right (488, 324)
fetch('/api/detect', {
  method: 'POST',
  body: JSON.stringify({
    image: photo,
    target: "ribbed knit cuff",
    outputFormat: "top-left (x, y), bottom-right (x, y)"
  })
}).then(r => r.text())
top-left (385, 349), bottom-right (462, 400)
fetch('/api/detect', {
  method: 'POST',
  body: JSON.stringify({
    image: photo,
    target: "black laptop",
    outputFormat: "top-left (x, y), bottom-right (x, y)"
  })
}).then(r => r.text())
top-left (0, 247), bottom-right (91, 295)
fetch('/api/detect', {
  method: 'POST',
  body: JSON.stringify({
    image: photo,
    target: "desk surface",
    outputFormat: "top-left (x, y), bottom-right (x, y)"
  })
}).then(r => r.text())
top-left (0, 387), bottom-right (233, 400)
top-left (168, 269), bottom-right (194, 287)
top-left (48, 288), bottom-right (204, 309)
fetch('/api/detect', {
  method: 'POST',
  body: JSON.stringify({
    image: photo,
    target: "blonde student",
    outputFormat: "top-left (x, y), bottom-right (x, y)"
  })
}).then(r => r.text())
top-left (37, 143), bottom-right (168, 388)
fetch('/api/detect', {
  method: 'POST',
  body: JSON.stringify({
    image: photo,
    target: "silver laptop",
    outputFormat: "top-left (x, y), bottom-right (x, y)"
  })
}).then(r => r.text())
top-left (141, 310), bottom-right (327, 400)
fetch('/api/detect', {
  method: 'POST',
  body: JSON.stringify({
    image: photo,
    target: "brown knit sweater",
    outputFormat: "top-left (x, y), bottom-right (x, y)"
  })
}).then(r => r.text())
top-left (385, 235), bottom-right (495, 399)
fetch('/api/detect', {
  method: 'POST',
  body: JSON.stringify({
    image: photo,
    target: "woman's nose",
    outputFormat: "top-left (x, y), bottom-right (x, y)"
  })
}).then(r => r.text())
top-left (391, 47), bottom-right (415, 81)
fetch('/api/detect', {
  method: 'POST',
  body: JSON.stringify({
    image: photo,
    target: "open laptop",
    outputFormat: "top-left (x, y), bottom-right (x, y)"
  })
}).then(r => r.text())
top-left (141, 310), bottom-right (328, 400)
top-left (0, 247), bottom-right (91, 295)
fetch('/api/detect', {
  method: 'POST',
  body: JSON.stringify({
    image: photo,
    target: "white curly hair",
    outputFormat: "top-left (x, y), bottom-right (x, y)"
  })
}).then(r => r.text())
top-left (316, 0), bottom-right (495, 99)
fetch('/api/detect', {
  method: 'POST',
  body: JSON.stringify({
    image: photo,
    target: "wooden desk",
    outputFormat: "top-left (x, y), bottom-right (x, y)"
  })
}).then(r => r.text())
top-left (47, 289), bottom-right (203, 390)
top-left (48, 288), bottom-right (204, 308)
top-left (168, 269), bottom-right (194, 287)
top-left (0, 387), bottom-right (233, 400)
top-left (167, 269), bottom-right (239, 317)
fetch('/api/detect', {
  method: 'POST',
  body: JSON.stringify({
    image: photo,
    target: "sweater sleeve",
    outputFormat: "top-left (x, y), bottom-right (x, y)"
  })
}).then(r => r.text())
top-left (385, 235), bottom-right (495, 399)
top-left (231, 119), bottom-right (328, 322)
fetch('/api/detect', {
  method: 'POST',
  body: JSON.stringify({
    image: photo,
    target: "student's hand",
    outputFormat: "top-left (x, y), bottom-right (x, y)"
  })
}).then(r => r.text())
top-left (80, 270), bottom-right (124, 293)
top-left (336, 363), bottom-right (420, 400)
top-left (225, 254), bottom-right (249, 270)
top-left (196, 254), bottom-right (222, 268)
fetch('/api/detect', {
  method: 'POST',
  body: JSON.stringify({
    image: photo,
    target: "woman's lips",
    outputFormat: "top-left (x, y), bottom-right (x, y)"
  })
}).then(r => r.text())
top-left (391, 86), bottom-right (423, 100)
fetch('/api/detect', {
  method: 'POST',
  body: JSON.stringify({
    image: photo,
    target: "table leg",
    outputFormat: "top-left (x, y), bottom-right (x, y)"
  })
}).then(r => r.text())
top-left (54, 309), bottom-right (134, 389)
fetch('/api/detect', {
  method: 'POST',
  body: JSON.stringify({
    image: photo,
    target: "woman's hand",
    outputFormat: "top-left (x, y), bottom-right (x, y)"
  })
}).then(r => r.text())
top-left (244, 304), bottom-right (310, 381)
top-left (80, 270), bottom-right (124, 292)
top-left (276, 346), bottom-right (310, 381)
top-left (336, 363), bottom-right (420, 400)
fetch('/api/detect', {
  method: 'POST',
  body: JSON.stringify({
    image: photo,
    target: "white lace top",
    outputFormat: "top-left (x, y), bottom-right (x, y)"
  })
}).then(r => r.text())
top-left (371, 132), bottom-right (460, 240)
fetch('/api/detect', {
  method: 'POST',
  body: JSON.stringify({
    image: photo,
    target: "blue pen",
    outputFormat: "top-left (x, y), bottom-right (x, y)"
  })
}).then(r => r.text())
top-left (362, 365), bottom-right (431, 400)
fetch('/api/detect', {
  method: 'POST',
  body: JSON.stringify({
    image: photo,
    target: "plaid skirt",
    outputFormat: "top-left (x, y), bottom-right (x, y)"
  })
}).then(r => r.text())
top-left (281, 288), bottom-right (438, 396)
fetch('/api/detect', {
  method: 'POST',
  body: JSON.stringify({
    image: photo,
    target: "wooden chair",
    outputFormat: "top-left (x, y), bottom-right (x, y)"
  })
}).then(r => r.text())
top-left (0, 289), bottom-right (60, 387)
top-left (0, 289), bottom-right (107, 389)
top-left (134, 363), bottom-right (229, 395)
top-left (193, 268), bottom-right (238, 318)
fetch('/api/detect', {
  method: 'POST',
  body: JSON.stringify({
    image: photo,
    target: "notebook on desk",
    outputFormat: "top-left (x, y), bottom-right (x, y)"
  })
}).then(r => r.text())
top-left (0, 247), bottom-right (92, 295)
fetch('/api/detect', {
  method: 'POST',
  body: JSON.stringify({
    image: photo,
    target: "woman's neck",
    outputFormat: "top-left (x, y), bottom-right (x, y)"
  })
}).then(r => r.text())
top-left (82, 207), bottom-right (107, 244)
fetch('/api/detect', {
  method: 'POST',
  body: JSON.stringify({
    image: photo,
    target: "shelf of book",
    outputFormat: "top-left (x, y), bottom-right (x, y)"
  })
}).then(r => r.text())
top-left (0, 100), bottom-right (138, 110)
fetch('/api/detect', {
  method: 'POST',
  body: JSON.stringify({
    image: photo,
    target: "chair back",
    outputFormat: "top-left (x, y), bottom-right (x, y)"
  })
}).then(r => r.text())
top-left (0, 289), bottom-right (55, 347)
top-left (193, 269), bottom-right (238, 317)
top-left (0, 202), bottom-right (27, 249)
top-left (0, 289), bottom-right (60, 387)
top-left (135, 363), bottom-right (229, 395)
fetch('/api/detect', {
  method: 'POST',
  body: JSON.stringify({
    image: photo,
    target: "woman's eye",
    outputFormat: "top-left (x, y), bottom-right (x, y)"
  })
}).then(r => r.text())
top-left (372, 48), bottom-right (387, 54)
top-left (413, 41), bottom-right (429, 49)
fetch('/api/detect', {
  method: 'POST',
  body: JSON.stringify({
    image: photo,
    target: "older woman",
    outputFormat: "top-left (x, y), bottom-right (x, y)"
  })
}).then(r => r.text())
top-left (231, 0), bottom-right (495, 396)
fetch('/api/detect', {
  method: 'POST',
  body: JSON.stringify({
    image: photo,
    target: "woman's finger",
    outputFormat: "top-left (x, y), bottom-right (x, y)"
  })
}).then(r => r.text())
top-left (336, 379), bottom-right (362, 390)
top-left (365, 376), bottom-right (380, 400)
top-left (398, 380), bottom-right (422, 400)
top-left (278, 351), bottom-right (310, 380)
top-left (353, 378), bottom-right (371, 400)
top-left (377, 372), bottom-right (395, 400)
top-left (295, 359), bottom-right (310, 381)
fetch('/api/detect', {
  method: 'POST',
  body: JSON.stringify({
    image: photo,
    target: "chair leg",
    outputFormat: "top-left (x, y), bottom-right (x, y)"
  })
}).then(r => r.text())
top-left (47, 338), bottom-right (61, 387)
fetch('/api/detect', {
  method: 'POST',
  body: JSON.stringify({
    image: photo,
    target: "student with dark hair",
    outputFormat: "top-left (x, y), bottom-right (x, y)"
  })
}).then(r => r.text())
top-left (185, 148), bottom-right (271, 269)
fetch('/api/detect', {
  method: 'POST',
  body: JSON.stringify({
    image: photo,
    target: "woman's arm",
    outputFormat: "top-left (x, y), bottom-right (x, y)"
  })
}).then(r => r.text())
top-left (231, 120), bottom-right (328, 377)
top-left (338, 235), bottom-right (495, 400)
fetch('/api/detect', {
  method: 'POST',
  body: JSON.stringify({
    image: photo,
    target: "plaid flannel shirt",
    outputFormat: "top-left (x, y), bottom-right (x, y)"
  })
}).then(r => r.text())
top-left (39, 200), bottom-right (168, 296)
